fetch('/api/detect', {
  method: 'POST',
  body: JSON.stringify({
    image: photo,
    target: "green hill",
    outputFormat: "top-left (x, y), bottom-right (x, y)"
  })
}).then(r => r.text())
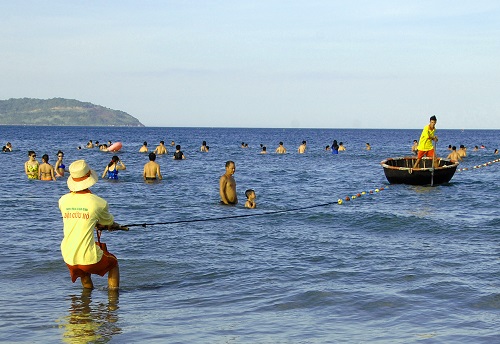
top-left (0, 98), bottom-right (144, 127)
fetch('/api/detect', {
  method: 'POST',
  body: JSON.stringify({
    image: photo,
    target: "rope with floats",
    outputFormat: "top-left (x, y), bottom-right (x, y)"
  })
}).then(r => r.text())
top-left (457, 158), bottom-right (500, 172)
top-left (118, 186), bottom-right (389, 228)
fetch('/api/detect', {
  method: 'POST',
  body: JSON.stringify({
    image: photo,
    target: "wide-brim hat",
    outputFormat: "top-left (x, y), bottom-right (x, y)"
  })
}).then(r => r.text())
top-left (67, 160), bottom-right (98, 192)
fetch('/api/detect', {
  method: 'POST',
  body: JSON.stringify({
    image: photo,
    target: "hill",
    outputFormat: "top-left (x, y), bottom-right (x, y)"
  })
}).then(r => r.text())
top-left (0, 98), bottom-right (144, 127)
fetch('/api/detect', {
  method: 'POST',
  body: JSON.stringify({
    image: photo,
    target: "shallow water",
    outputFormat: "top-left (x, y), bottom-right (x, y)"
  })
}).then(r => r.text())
top-left (0, 126), bottom-right (499, 343)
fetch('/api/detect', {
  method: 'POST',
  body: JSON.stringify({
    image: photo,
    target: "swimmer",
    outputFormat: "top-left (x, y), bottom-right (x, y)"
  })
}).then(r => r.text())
top-left (201, 141), bottom-right (208, 152)
top-left (365, 143), bottom-right (371, 150)
top-left (244, 189), bottom-right (256, 209)
top-left (143, 152), bottom-right (162, 181)
top-left (4, 142), bottom-right (12, 152)
top-left (446, 146), bottom-right (462, 163)
top-left (86, 140), bottom-right (94, 148)
top-left (276, 142), bottom-right (286, 154)
top-left (325, 145), bottom-right (331, 151)
top-left (338, 142), bottom-right (346, 151)
top-left (171, 141), bottom-right (175, 146)
top-left (173, 145), bottom-right (186, 160)
top-left (39, 154), bottom-right (56, 181)
top-left (411, 140), bottom-right (418, 155)
top-left (139, 141), bottom-right (148, 153)
top-left (102, 156), bottom-right (126, 180)
top-left (154, 141), bottom-right (168, 155)
top-left (458, 145), bottom-right (467, 158)
top-left (25, 150), bottom-right (39, 180)
top-left (260, 146), bottom-right (268, 154)
top-left (219, 161), bottom-right (238, 205)
top-left (298, 141), bottom-right (306, 154)
top-left (494, 149), bottom-right (498, 155)
top-left (55, 150), bottom-right (68, 177)
top-left (331, 140), bottom-right (339, 154)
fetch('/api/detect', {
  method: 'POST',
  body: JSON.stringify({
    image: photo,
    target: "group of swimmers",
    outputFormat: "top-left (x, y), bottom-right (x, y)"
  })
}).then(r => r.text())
top-left (86, 140), bottom-right (115, 151)
top-left (21, 133), bottom-right (498, 182)
top-left (138, 141), bottom-right (188, 159)
top-left (24, 150), bottom-right (66, 181)
top-left (255, 140), bottom-right (370, 155)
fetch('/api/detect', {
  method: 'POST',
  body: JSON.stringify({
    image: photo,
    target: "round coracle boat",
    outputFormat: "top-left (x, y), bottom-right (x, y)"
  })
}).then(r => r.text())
top-left (381, 157), bottom-right (459, 185)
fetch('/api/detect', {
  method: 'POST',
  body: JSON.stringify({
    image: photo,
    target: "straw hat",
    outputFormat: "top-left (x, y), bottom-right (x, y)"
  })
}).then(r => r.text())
top-left (67, 160), bottom-right (98, 192)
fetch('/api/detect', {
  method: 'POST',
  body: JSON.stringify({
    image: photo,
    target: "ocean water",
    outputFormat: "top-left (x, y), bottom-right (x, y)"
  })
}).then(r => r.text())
top-left (0, 126), bottom-right (499, 343)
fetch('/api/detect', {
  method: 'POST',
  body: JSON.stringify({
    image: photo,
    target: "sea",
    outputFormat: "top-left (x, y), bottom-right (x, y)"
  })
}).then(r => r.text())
top-left (0, 126), bottom-right (499, 343)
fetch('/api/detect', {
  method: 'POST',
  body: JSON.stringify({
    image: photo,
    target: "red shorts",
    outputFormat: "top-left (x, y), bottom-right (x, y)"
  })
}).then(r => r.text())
top-left (417, 149), bottom-right (435, 159)
top-left (66, 242), bottom-right (118, 283)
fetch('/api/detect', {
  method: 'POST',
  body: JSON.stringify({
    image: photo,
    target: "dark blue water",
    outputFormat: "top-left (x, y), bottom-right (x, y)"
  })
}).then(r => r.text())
top-left (0, 126), bottom-right (499, 343)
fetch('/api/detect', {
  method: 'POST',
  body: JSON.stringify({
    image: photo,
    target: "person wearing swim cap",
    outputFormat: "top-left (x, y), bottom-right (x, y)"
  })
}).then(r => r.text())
top-left (59, 160), bottom-right (123, 290)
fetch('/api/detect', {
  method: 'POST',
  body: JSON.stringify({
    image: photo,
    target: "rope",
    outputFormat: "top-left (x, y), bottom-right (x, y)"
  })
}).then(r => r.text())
top-left (457, 158), bottom-right (500, 172)
top-left (120, 184), bottom-right (389, 228)
top-left (123, 200), bottom-right (337, 228)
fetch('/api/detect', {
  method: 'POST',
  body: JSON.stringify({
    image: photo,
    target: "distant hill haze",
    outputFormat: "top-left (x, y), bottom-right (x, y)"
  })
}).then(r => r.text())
top-left (0, 98), bottom-right (144, 127)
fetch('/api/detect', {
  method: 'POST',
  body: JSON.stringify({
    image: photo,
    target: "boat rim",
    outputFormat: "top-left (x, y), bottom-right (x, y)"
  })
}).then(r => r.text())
top-left (380, 156), bottom-right (459, 172)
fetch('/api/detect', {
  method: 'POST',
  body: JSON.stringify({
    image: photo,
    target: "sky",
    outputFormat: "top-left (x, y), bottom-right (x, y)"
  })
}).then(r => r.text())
top-left (1, 1), bottom-right (499, 129)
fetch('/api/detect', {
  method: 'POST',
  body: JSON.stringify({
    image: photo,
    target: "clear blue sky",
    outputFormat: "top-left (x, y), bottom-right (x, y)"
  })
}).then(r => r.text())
top-left (1, 1), bottom-right (499, 129)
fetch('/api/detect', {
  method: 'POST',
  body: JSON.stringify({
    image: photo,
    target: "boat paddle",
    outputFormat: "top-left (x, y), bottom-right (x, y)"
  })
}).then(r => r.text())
top-left (431, 140), bottom-right (437, 186)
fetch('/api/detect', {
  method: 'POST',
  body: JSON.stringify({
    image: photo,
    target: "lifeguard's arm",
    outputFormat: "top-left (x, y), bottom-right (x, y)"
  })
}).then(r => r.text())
top-left (96, 221), bottom-right (122, 231)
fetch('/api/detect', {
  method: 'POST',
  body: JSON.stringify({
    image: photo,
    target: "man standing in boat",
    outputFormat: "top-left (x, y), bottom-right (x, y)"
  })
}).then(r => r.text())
top-left (413, 115), bottom-right (438, 169)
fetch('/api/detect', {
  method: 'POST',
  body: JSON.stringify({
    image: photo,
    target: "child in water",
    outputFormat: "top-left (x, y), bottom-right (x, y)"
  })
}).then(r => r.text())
top-left (245, 189), bottom-right (256, 209)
